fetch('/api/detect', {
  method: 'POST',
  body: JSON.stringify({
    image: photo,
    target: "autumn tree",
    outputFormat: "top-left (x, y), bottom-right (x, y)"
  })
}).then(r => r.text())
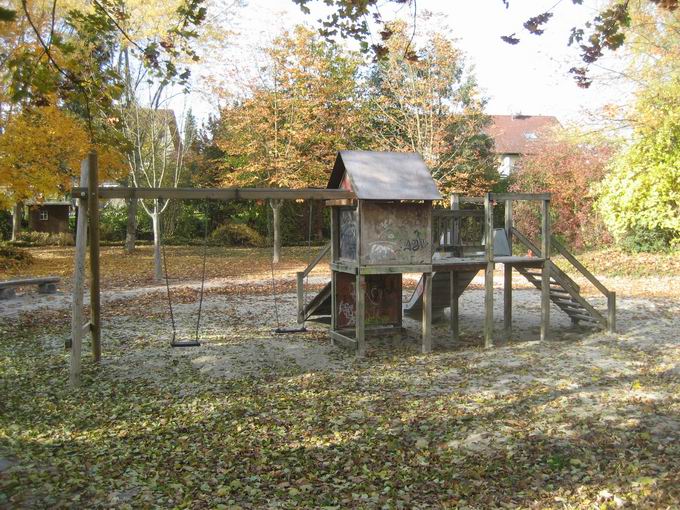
top-left (0, 104), bottom-right (125, 239)
top-left (365, 20), bottom-right (496, 197)
top-left (509, 130), bottom-right (615, 250)
top-left (215, 26), bottom-right (365, 261)
top-left (597, 77), bottom-right (680, 251)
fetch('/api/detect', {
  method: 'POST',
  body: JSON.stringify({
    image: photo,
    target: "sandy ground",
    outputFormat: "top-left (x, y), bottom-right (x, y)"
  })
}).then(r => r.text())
top-left (7, 272), bottom-right (678, 389)
top-left (2, 273), bottom-right (679, 508)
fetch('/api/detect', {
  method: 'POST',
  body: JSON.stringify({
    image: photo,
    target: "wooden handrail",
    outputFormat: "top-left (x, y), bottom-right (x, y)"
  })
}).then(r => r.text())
top-left (509, 229), bottom-right (615, 333)
top-left (550, 236), bottom-right (616, 331)
top-left (551, 237), bottom-right (611, 297)
top-left (297, 242), bottom-right (331, 323)
top-left (433, 209), bottom-right (485, 218)
top-left (300, 243), bottom-right (331, 279)
top-left (511, 228), bottom-right (580, 293)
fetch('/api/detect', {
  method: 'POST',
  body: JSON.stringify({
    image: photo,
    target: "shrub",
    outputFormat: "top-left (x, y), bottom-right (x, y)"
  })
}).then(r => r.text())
top-left (99, 205), bottom-right (128, 242)
top-left (619, 228), bottom-right (677, 254)
top-left (0, 245), bottom-right (33, 270)
top-left (15, 231), bottom-right (50, 245)
top-left (597, 78), bottom-right (680, 252)
top-left (0, 210), bottom-right (12, 241)
top-left (14, 231), bottom-right (74, 246)
top-left (210, 222), bottom-right (265, 247)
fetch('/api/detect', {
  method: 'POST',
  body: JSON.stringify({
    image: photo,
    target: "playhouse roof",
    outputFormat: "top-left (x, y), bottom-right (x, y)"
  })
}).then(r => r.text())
top-left (327, 151), bottom-right (441, 201)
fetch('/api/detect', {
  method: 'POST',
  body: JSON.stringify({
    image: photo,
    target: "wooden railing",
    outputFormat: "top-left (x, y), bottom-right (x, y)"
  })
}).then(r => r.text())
top-left (432, 209), bottom-right (485, 255)
top-left (551, 237), bottom-right (616, 332)
top-left (511, 227), bottom-right (615, 332)
top-left (296, 243), bottom-right (331, 322)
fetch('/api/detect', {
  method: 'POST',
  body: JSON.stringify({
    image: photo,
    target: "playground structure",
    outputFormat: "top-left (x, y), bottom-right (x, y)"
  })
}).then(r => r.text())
top-left (69, 150), bottom-right (616, 384)
top-left (297, 151), bottom-right (616, 355)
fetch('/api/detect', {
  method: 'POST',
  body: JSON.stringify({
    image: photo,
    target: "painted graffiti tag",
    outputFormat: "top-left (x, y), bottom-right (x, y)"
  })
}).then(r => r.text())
top-left (404, 230), bottom-right (428, 252)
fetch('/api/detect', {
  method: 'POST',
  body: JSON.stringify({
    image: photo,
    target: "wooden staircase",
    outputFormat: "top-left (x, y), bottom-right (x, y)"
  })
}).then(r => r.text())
top-left (512, 228), bottom-right (615, 331)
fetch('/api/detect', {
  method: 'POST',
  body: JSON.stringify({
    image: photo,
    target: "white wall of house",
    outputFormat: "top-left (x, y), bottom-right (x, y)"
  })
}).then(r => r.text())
top-left (498, 154), bottom-right (519, 177)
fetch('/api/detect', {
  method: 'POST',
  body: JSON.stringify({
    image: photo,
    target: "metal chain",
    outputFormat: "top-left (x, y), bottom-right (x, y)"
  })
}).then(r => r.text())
top-left (267, 201), bottom-right (282, 329)
top-left (161, 219), bottom-right (177, 344)
top-left (194, 202), bottom-right (209, 342)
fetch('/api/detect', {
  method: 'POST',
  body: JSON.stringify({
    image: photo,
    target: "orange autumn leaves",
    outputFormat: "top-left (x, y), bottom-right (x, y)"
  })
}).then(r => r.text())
top-left (0, 104), bottom-right (125, 207)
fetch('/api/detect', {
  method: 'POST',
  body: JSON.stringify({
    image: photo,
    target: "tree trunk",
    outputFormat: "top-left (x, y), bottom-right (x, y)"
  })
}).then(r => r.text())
top-left (11, 202), bottom-right (22, 241)
top-left (270, 199), bottom-right (282, 264)
top-left (125, 196), bottom-right (137, 254)
top-left (152, 204), bottom-right (162, 281)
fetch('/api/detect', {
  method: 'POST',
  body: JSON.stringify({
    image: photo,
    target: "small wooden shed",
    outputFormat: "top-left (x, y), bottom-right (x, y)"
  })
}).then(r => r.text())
top-left (325, 151), bottom-right (441, 355)
top-left (27, 201), bottom-right (71, 234)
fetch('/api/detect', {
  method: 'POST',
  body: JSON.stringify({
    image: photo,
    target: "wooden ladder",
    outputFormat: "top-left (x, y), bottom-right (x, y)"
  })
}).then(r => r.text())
top-left (512, 228), bottom-right (615, 331)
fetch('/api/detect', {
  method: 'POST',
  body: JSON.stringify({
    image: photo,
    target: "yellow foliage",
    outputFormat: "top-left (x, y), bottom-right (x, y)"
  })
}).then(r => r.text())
top-left (0, 105), bottom-right (125, 208)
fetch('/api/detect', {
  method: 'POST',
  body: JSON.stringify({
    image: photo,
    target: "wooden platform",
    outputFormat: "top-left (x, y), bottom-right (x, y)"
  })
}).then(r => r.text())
top-left (432, 255), bottom-right (544, 270)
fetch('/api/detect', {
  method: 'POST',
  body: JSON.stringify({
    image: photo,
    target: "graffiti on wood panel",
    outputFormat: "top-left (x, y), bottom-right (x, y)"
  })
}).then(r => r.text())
top-left (335, 272), bottom-right (402, 329)
top-left (361, 202), bottom-right (431, 265)
top-left (339, 208), bottom-right (357, 260)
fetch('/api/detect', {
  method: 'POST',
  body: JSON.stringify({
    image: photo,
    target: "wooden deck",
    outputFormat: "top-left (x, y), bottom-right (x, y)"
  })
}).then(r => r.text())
top-left (432, 255), bottom-right (544, 270)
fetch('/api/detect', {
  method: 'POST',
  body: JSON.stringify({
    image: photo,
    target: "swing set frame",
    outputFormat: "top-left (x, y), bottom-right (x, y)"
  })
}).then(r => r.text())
top-left (69, 153), bottom-right (353, 385)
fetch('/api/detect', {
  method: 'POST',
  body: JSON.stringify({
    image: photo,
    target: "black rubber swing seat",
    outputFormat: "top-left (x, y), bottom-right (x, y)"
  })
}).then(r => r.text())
top-left (273, 326), bottom-right (307, 334)
top-left (171, 340), bottom-right (201, 348)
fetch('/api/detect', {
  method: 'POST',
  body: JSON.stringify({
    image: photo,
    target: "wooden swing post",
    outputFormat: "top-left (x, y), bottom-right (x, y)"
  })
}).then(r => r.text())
top-left (70, 153), bottom-right (102, 386)
top-left (88, 152), bottom-right (101, 362)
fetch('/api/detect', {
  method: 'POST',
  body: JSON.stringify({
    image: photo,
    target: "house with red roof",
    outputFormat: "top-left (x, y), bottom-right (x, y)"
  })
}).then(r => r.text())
top-left (485, 114), bottom-right (561, 176)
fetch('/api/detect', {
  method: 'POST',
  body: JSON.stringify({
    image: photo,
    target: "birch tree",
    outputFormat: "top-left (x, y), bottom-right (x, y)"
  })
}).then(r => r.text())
top-left (120, 90), bottom-right (193, 280)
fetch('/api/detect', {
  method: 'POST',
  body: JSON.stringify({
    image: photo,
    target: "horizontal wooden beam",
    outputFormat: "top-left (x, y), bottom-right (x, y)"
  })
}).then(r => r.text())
top-left (359, 264), bottom-right (432, 275)
top-left (72, 187), bottom-right (355, 201)
top-left (325, 199), bottom-right (356, 207)
top-left (329, 330), bottom-right (358, 350)
top-left (490, 193), bottom-right (551, 202)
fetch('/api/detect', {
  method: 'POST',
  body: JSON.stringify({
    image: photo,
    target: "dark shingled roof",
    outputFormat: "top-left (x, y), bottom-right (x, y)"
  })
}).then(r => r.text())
top-left (327, 151), bottom-right (441, 201)
top-left (485, 115), bottom-right (560, 155)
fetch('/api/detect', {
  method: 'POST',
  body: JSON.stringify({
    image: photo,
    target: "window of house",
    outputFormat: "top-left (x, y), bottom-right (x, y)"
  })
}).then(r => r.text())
top-left (524, 132), bottom-right (538, 140)
top-left (40, 210), bottom-right (49, 221)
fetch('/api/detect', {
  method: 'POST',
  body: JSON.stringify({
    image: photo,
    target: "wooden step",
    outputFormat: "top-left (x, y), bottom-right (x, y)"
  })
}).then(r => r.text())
top-left (558, 303), bottom-right (586, 312)
top-left (566, 312), bottom-right (600, 323)
top-left (552, 298), bottom-right (580, 306)
top-left (550, 288), bottom-right (571, 295)
top-left (550, 292), bottom-right (574, 299)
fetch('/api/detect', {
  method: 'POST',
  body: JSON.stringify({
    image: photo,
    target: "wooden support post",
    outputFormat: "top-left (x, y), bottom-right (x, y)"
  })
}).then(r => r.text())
top-left (484, 194), bottom-right (494, 348)
top-left (503, 200), bottom-right (513, 339)
top-left (329, 209), bottom-right (338, 336)
top-left (355, 273), bottom-right (366, 358)
top-left (331, 271), bottom-right (337, 332)
top-left (451, 193), bottom-right (461, 255)
top-left (540, 199), bottom-right (551, 342)
top-left (296, 272), bottom-right (305, 323)
top-left (422, 272), bottom-right (432, 353)
top-left (450, 270), bottom-right (459, 343)
top-left (88, 152), bottom-right (101, 363)
top-left (607, 292), bottom-right (616, 333)
top-left (70, 159), bottom-right (89, 386)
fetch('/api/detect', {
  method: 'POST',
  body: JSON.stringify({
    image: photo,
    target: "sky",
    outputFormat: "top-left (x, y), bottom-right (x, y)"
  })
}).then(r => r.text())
top-left (181, 0), bottom-right (633, 128)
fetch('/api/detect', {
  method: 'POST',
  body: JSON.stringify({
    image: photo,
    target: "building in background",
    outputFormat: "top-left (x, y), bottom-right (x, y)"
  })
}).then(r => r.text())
top-left (26, 200), bottom-right (72, 234)
top-left (485, 114), bottom-right (561, 177)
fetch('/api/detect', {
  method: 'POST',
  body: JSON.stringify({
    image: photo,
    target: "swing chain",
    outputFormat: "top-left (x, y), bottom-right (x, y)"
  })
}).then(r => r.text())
top-left (162, 201), bottom-right (208, 347)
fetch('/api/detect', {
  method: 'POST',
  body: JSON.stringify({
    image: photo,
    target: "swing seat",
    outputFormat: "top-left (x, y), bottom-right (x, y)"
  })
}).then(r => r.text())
top-left (171, 340), bottom-right (201, 347)
top-left (273, 326), bottom-right (307, 334)
top-left (170, 333), bottom-right (201, 347)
